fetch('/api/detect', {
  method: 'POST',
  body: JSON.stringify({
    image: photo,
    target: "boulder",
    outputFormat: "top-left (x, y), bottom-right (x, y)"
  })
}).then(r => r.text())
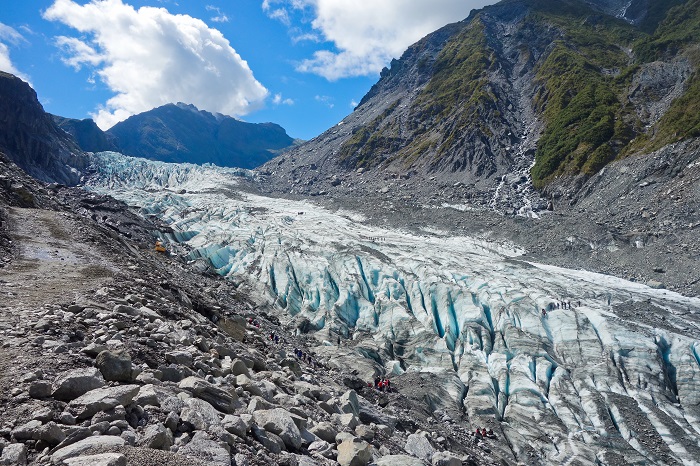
top-left (52, 368), bottom-right (105, 401)
top-left (11, 420), bottom-right (41, 441)
top-left (179, 376), bottom-right (238, 414)
top-left (51, 436), bottom-right (125, 463)
top-left (0, 443), bottom-right (27, 466)
top-left (251, 425), bottom-right (285, 454)
top-left (180, 398), bottom-right (222, 430)
top-left (28, 380), bottom-right (52, 399)
top-left (247, 395), bottom-right (276, 413)
top-left (309, 421), bottom-right (337, 444)
top-left (68, 384), bottom-right (140, 420)
top-left (375, 455), bottom-right (426, 466)
top-left (33, 421), bottom-right (66, 446)
top-left (230, 358), bottom-right (250, 377)
top-left (165, 350), bottom-right (193, 366)
top-left (95, 350), bottom-right (133, 382)
top-left (405, 433), bottom-right (435, 462)
top-left (222, 415), bottom-right (248, 438)
top-left (253, 408), bottom-right (302, 450)
top-left (178, 431), bottom-right (231, 466)
top-left (337, 438), bottom-right (373, 466)
top-left (432, 451), bottom-right (462, 466)
top-left (63, 453), bottom-right (126, 466)
top-left (137, 423), bottom-right (173, 450)
top-left (219, 315), bottom-right (246, 341)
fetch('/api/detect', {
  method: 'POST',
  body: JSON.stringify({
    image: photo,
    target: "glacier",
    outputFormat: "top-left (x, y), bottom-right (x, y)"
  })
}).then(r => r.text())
top-left (85, 152), bottom-right (700, 465)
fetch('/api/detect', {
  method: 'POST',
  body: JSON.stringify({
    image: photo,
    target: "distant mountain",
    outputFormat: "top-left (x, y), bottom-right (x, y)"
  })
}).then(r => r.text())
top-left (52, 115), bottom-right (119, 154)
top-left (106, 103), bottom-right (299, 169)
top-left (0, 71), bottom-right (88, 185)
top-left (260, 0), bottom-right (697, 211)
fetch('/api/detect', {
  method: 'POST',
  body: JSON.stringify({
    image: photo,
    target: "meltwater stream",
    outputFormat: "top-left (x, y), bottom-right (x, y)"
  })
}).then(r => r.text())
top-left (86, 152), bottom-right (700, 466)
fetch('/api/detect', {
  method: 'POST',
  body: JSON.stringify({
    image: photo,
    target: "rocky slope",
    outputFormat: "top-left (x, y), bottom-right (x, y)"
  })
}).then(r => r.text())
top-left (258, 0), bottom-right (699, 214)
top-left (0, 72), bottom-right (88, 186)
top-left (106, 103), bottom-right (298, 169)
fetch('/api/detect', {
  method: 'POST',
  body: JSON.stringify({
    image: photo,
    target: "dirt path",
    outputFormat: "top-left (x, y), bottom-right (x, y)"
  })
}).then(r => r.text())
top-left (0, 207), bottom-right (120, 423)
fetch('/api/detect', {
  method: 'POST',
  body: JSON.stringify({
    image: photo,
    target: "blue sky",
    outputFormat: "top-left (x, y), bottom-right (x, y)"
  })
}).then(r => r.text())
top-left (0, 0), bottom-right (494, 140)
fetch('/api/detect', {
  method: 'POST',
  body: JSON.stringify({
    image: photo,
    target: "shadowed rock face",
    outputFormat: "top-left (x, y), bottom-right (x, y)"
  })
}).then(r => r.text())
top-left (0, 72), bottom-right (87, 185)
top-left (106, 103), bottom-right (297, 169)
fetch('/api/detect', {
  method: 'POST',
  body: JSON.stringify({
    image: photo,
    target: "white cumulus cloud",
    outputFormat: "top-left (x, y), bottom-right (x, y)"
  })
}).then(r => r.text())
top-left (273, 93), bottom-right (294, 105)
top-left (263, 0), bottom-right (496, 80)
top-left (0, 23), bottom-right (31, 83)
top-left (43, 0), bottom-right (268, 130)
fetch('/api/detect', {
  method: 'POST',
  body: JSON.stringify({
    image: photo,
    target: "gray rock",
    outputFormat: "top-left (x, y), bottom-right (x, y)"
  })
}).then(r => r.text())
top-left (253, 408), bottom-right (302, 450)
top-left (32, 407), bottom-right (54, 422)
top-left (354, 424), bottom-right (374, 441)
top-left (95, 350), bottom-right (133, 382)
top-left (432, 451), bottom-right (461, 466)
top-left (0, 443), bottom-right (27, 465)
top-left (178, 431), bottom-right (231, 466)
top-left (180, 398), bottom-right (222, 430)
top-left (51, 435), bottom-right (125, 463)
top-left (52, 367), bottom-right (105, 401)
top-left (164, 411), bottom-right (180, 432)
top-left (82, 343), bottom-right (109, 357)
top-left (165, 350), bottom-right (193, 366)
top-left (230, 358), bottom-right (250, 377)
top-left (236, 374), bottom-right (263, 397)
top-left (309, 421), bottom-right (337, 443)
top-left (138, 423), bottom-right (173, 450)
top-left (133, 384), bottom-right (160, 407)
top-left (405, 433), bottom-right (435, 462)
top-left (247, 395), bottom-right (275, 412)
top-left (375, 455), bottom-right (426, 466)
top-left (11, 420), bottom-right (41, 441)
top-left (337, 438), bottom-right (372, 466)
top-left (222, 415), bottom-right (248, 438)
top-left (251, 425), bottom-right (284, 454)
top-left (63, 453), bottom-right (126, 466)
top-left (219, 315), bottom-right (246, 341)
top-left (68, 384), bottom-right (140, 420)
top-left (179, 376), bottom-right (238, 414)
top-left (28, 380), bottom-right (52, 398)
top-left (33, 421), bottom-right (66, 446)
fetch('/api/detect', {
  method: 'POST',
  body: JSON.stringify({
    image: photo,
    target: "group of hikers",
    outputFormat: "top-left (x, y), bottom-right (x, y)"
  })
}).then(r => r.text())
top-left (473, 427), bottom-right (496, 439)
top-left (370, 376), bottom-right (392, 392)
top-left (541, 299), bottom-right (582, 317)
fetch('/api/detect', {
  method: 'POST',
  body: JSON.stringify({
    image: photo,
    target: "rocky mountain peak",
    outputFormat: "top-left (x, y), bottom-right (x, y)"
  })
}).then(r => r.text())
top-left (0, 71), bottom-right (88, 185)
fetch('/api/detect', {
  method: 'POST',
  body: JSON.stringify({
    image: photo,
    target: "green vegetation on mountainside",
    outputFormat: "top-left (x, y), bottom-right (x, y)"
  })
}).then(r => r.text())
top-left (337, 19), bottom-right (494, 169)
top-left (529, 5), bottom-right (643, 187)
top-left (629, 0), bottom-right (700, 152)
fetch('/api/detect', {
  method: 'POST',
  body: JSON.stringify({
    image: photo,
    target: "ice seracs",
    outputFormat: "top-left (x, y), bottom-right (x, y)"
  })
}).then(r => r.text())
top-left (85, 152), bottom-right (700, 466)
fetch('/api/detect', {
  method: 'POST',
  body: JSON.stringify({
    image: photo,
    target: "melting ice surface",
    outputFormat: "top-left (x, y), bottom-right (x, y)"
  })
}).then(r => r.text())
top-left (87, 152), bottom-right (700, 465)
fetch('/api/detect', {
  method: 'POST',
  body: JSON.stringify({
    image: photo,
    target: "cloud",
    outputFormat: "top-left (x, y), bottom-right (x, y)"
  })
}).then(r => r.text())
top-left (43, 0), bottom-right (268, 129)
top-left (264, 0), bottom-right (496, 80)
top-left (314, 94), bottom-right (333, 108)
top-left (0, 23), bottom-right (31, 83)
top-left (206, 5), bottom-right (229, 23)
top-left (273, 93), bottom-right (294, 105)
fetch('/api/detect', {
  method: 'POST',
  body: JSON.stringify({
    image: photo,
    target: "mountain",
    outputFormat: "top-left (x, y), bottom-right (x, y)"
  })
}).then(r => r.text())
top-left (0, 71), bottom-right (88, 185)
top-left (106, 103), bottom-right (299, 169)
top-left (260, 0), bottom-right (699, 212)
top-left (52, 115), bottom-right (119, 153)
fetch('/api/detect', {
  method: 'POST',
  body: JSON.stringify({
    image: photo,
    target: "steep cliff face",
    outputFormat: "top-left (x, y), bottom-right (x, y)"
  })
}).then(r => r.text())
top-left (0, 72), bottom-right (87, 185)
top-left (106, 103), bottom-right (298, 169)
top-left (260, 0), bottom-right (700, 214)
top-left (52, 115), bottom-right (119, 153)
